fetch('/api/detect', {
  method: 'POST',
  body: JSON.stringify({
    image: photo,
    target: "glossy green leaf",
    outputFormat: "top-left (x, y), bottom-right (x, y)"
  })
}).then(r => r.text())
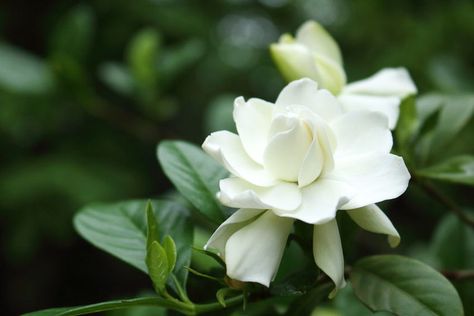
top-left (73, 199), bottom-right (192, 287)
top-left (157, 141), bottom-right (227, 224)
top-left (351, 255), bottom-right (463, 316)
top-left (23, 296), bottom-right (193, 316)
top-left (418, 155), bottom-right (474, 186)
top-left (162, 235), bottom-right (177, 274)
top-left (0, 43), bottom-right (54, 94)
top-left (146, 241), bottom-right (169, 293)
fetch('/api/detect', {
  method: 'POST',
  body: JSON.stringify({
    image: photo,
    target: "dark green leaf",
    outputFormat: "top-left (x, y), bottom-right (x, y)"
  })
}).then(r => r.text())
top-left (351, 255), bottom-right (463, 316)
top-left (0, 43), bottom-right (54, 94)
top-left (49, 5), bottom-right (94, 62)
top-left (431, 214), bottom-right (474, 270)
top-left (23, 296), bottom-right (192, 316)
top-left (73, 199), bottom-right (192, 287)
top-left (157, 141), bottom-right (227, 224)
top-left (418, 155), bottom-right (474, 186)
top-left (162, 235), bottom-right (177, 274)
top-left (270, 269), bottom-right (319, 297)
top-left (146, 241), bottom-right (169, 293)
top-left (285, 283), bottom-right (332, 316)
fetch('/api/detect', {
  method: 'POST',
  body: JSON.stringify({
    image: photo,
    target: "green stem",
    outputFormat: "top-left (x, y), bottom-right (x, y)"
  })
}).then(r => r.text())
top-left (194, 295), bottom-right (244, 313)
top-left (414, 175), bottom-right (474, 228)
top-left (171, 273), bottom-right (192, 303)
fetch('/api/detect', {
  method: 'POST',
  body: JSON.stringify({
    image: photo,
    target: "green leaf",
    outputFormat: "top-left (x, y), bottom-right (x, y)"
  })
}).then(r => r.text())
top-left (98, 62), bottom-right (134, 95)
top-left (396, 96), bottom-right (419, 154)
top-left (415, 94), bottom-right (474, 164)
top-left (162, 235), bottom-right (177, 274)
top-left (146, 202), bottom-right (159, 249)
top-left (157, 141), bottom-right (227, 224)
top-left (270, 269), bottom-right (319, 297)
top-left (285, 283), bottom-right (332, 316)
top-left (0, 43), bottom-right (54, 94)
top-left (49, 5), bottom-right (94, 62)
top-left (73, 199), bottom-right (193, 288)
top-left (146, 240), bottom-right (169, 293)
top-left (23, 296), bottom-right (193, 316)
top-left (417, 155), bottom-right (474, 186)
top-left (431, 214), bottom-right (474, 270)
top-left (350, 255), bottom-right (463, 316)
top-left (216, 288), bottom-right (237, 308)
top-left (127, 28), bottom-right (160, 90)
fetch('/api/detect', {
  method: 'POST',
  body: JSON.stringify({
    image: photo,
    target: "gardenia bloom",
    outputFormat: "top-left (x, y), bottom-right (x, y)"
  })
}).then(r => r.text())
top-left (270, 20), bottom-right (417, 129)
top-left (202, 78), bottom-right (410, 296)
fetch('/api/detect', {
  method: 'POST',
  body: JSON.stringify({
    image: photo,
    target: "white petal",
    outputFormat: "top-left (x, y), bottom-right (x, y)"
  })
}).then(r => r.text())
top-left (270, 42), bottom-right (321, 82)
top-left (275, 79), bottom-right (344, 122)
top-left (297, 124), bottom-right (324, 187)
top-left (335, 153), bottom-right (411, 210)
top-left (263, 115), bottom-right (312, 182)
top-left (218, 177), bottom-right (302, 211)
top-left (225, 211), bottom-right (294, 286)
top-left (274, 178), bottom-right (352, 224)
top-left (313, 219), bottom-right (346, 298)
top-left (295, 20), bottom-right (342, 65)
top-left (343, 67), bottom-right (417, 98)
top-left (205, 208), bottom-right (265, 258)
top-left (338, 94), bottom-right (400, 129)
top-left (330, 111), bottom-right (393, 159)
top-left (233, 96), bottom-right (274, 164)
top-left (202, 131), bottom-right (278, 186)
top-left (314, 55), bottom-right (347, 95)
top-left (347, 204), bottom-right (400, 247)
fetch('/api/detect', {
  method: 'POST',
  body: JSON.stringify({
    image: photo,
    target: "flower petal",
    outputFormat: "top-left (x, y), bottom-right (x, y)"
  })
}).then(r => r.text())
top-left (342, 67), bottom-right (417, 98)
top-left (275, 79), bottom-right (344, 122)
top-left (263, 115), bottom-right (312, 182)
top-left (202, 131), bottom-right (277, 186)
top-left (218, 177), bottom-right (302, 211)
top-left (295, 20), bottom-right (342, 65)
top-left (270, 42), bottom-right (320, 83)
top-left (347, 204), bottom-right (400, 247)
top-left (313, 219), bottom-right (346, 298)
top-left (338, 94), bottom-right (400, 129)
top-left (205, 208), bottom-right (265, 258)
top-left (274, 178), bottom-right (352, 224)
top-left (335, 153), bottom-right (411, 210)
top-left (233, 96), bottom-right (274, 164)
top-left (330, 111), bottom-right (393, 159)
top-left (314, 55), bottom-right (347, 95)
top-left (225, 211), bottom-right (294, 286)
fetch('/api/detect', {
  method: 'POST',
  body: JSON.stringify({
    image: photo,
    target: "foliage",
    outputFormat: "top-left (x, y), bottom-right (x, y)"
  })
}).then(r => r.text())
top-left (0, 0), bottom-right (473, 315)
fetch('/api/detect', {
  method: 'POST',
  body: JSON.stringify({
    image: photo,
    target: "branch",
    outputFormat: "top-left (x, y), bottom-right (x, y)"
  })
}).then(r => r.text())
top-left (442, 269), bottom-right (474, 281)
top-left (413, 176), bottom-right (474, 228)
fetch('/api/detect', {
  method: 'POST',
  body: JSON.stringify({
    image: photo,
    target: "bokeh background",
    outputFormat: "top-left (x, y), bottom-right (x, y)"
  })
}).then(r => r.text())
top-left (1, 0), bottom-right (473, 314)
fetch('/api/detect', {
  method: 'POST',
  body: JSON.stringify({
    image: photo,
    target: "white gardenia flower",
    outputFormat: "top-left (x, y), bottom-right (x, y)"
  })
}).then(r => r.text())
top-left (202, 78), bottom-right (410, 296)
top-left (270, 20), bottom-right (417, 129)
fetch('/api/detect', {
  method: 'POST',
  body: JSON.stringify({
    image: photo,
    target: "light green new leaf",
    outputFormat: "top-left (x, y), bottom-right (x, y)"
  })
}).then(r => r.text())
top-left (157, 141), bottom-right (228, 224)
top-left (127, 28), bottom-right (160, 90)
top-left (162, 235), bottom-right (177, 274)
top-left (351, 255), bottom-right (464, 316)
top-left (418, 155), bottom-right (474, 186)
top-left (0, 43), bottom-right (54, 94)
top-left (146, 202), bottom-right (159, 250)
top-left (74, 199), bottom-right (192, 288)
top-left (146, 241), bottom-right (169, 293)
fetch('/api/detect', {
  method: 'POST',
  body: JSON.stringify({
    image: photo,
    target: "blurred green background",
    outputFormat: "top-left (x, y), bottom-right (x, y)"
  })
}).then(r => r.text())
top-left (1, 0), bottom-right (473, 314)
